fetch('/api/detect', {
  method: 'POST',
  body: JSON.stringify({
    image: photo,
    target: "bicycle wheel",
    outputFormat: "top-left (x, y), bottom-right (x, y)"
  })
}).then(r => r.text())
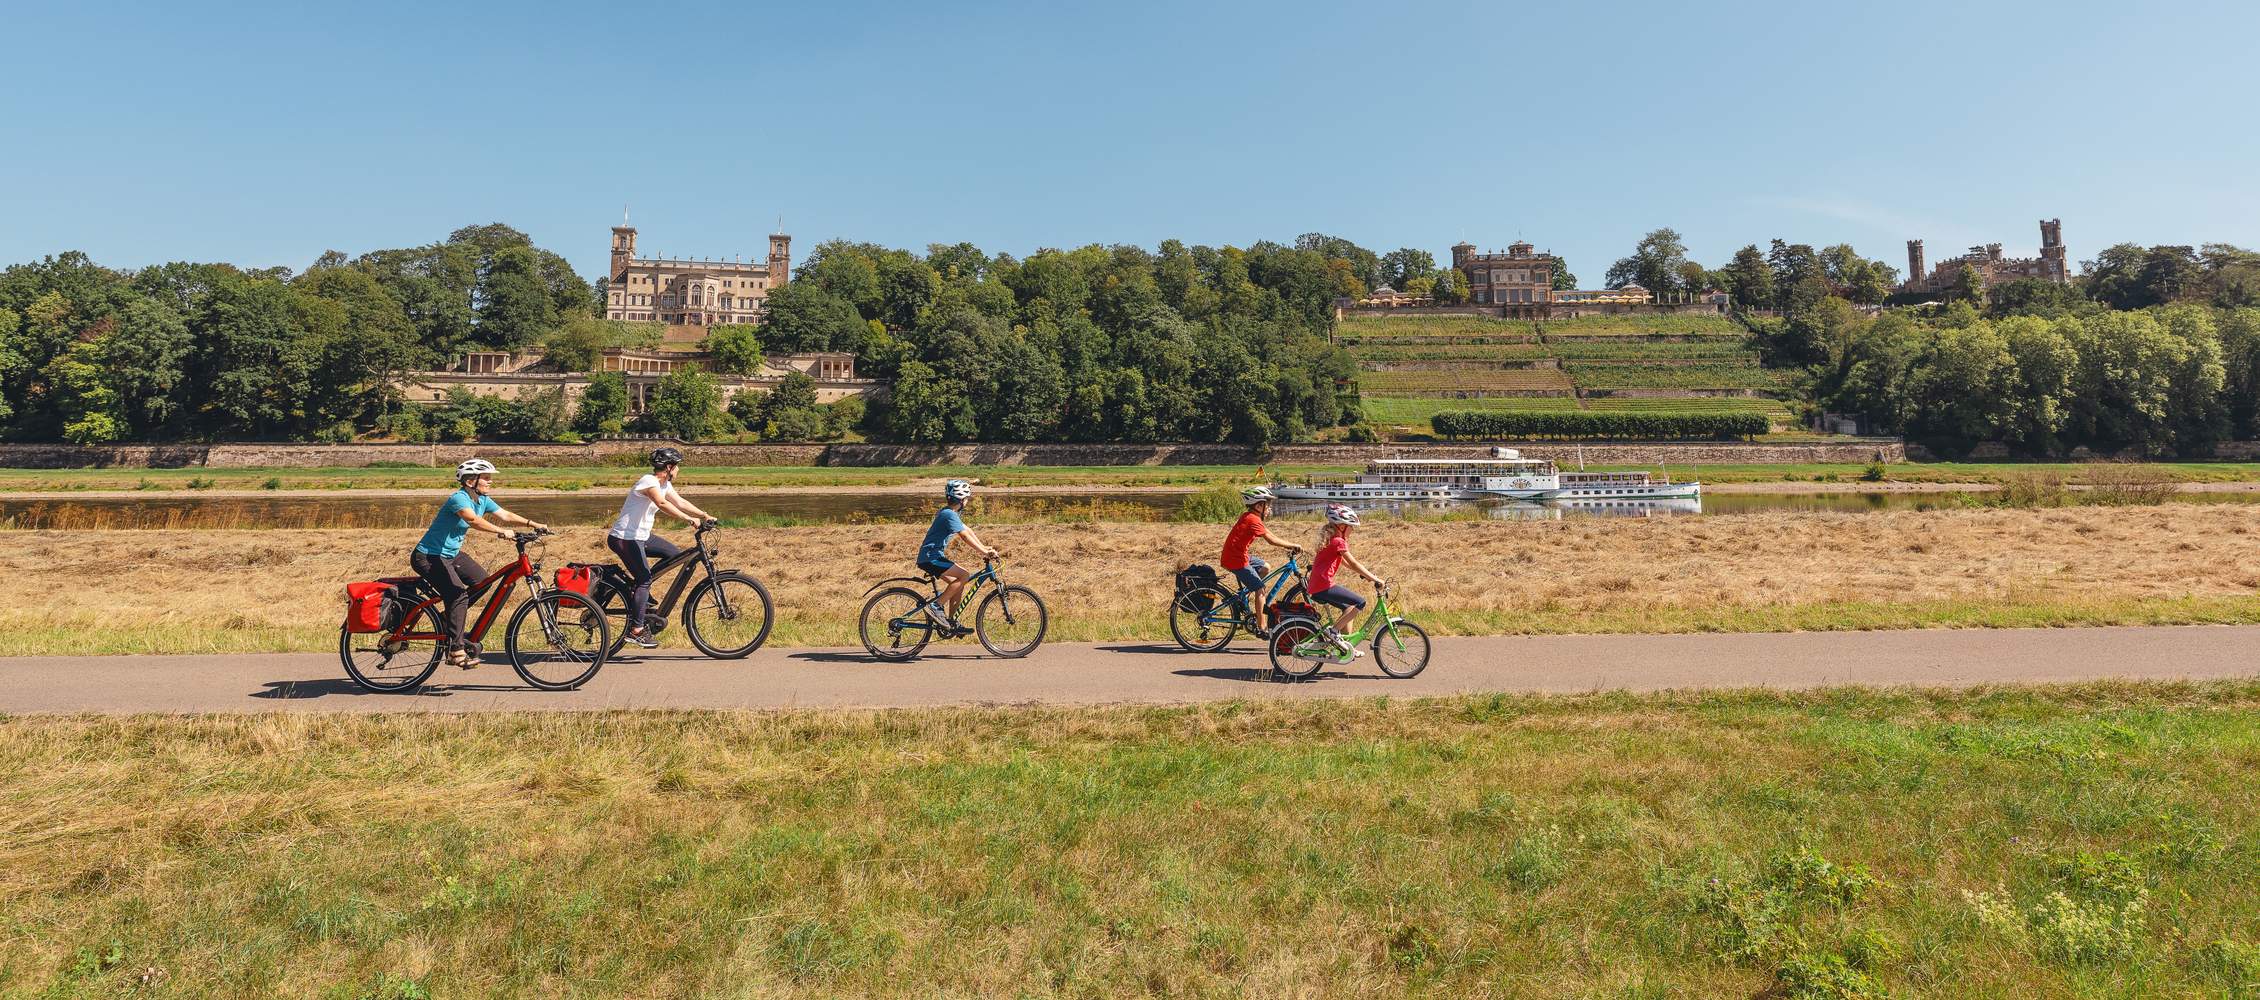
top-left (976, 585), bottom-right (1048, 658)
top-left (582, 580), bottom-right (633, 658)
top-left (1168, 586), bottom-right (1241, 653)
top-left (683, 571), bottom-right (774, 658)
top-left (1372, 619), bottom-right (1432, 679)
top-left (1266, 616), bottom-right (1328, 681)
top-left (860, 586), bottom-right (935, 662)
top-left (339, 605), bottom-right (445, 693)
top-left (506, 592), bottom-right (611, 691)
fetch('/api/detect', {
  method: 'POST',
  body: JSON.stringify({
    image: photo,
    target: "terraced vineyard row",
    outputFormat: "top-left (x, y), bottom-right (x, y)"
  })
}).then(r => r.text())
top-left (1351, 343), bottom-right (1553, 361)
top-left (1333, 316), bottom-right (1537, 341)
top-left (1357, 369), bottom-right (1575, 394)
top-left (1564, 362), bottom-right (1788, 390)
top-left (1537, 313), bottom-right (1747, 336)
top-left (1583, 396), bottom-right (1797, 418)
top-left (1543, 340), bottom-right (1755, 360)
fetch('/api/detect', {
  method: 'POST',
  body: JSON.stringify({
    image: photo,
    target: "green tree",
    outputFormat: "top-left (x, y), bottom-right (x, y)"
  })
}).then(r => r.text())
top-left (884, 360), bottom-right (975, 442)
top-left (759, 281), bottom-right (865, 353)
top-left (1720, 245), bottom-right (1774, 309)
top-left (474, 245), bottom-right (557, 349)
top-left (1605, 228), bottom-right (1691, 293)
top-left (1379, 248), bottom-right (1435, 290)
top-left (706, 324), bottom-right (764, 375)
top-left (574, 371), bottom-right (628, 435)
top-left (1949, 265), bottom-right (1986, 304)
top-left (1431, 268), bottom-right (1468, 305)
top-left (647, 366), bottom-right (721, 441)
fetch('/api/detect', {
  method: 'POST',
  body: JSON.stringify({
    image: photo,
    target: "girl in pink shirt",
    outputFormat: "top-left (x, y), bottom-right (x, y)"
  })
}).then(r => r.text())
top-left (1308, 504), bottom-right (1385, 654)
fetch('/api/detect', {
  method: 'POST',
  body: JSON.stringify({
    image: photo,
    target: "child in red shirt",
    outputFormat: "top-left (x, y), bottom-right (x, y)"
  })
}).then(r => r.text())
top-left (1221, 487), bottom-right (1303, 633)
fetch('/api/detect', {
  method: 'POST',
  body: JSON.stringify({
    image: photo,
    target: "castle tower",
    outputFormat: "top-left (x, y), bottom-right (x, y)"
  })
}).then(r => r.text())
top-left (2038, 218), bottom-right (2068, 283)
top-left (767, 232), bottom-right (792, 284)
top-left (1906, 239), bottom-right (1926, 286)
top-left (610, 226), bottom-right (637, 282)
top-left (1450, 241), bottom-right (1476, 270)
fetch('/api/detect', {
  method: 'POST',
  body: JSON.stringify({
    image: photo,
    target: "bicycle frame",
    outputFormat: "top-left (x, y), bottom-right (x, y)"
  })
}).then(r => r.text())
top-left (862, 559), bottom-right (1003, 635)
top-left (389, 538), bottom-right (545, 646)
top-left (1298, 587), bottom-right (1414, 656)
top-left (1196, 557), bottom-right (1305, 628)
top-left (599, 525), bottom-right (731, 622)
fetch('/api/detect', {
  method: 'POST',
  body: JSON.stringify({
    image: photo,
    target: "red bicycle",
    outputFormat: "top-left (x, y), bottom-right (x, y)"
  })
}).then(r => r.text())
top-left (340, 529), bottom-right (612, 692)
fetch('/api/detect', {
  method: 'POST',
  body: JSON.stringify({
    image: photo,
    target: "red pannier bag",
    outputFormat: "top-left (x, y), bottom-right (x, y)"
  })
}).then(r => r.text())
top-left (342, 581), bottom-right (394, 633)
top-left (554, 563), bottom-right (596, 596)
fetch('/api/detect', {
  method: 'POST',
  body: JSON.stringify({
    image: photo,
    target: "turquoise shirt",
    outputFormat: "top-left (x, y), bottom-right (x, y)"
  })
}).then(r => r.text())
top-left (415, 488), bottom-right (500, 558)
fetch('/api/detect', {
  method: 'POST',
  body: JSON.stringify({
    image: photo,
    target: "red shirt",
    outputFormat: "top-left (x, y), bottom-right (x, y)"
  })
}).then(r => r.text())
top-left (1220, 512), bottom-right (1263, 570)
top-left (1309, 534), bottom-right (1350, 592)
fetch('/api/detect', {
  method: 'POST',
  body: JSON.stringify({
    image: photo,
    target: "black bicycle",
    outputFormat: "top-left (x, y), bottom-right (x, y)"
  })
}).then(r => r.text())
top-left (578, 522), bottom-right (775, 658)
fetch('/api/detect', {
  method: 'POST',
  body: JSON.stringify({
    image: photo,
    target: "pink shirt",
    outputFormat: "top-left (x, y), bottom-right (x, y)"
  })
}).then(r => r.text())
top-left (1308, 534), bottom-right (1350, 592)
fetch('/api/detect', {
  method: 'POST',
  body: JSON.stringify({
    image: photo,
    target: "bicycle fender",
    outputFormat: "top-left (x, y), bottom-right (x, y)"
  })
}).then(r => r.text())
top-left (861, 576), bottom-right (933, 598)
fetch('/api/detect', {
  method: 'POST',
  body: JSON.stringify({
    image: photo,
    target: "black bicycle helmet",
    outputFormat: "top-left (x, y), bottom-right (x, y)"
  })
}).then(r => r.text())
top-left (650, 446), bottom-right (684, 470)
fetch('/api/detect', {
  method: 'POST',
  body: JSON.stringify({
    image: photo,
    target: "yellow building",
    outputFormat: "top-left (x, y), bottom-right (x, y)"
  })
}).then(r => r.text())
top-left (604, 225), bottom-right (789, 329)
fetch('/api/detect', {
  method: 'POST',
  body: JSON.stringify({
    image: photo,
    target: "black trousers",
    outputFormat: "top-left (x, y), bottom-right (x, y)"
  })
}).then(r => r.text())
top-left (410, 550), bottom-right (488, 650)
top-left (607, 533), bottom-right (682, 631)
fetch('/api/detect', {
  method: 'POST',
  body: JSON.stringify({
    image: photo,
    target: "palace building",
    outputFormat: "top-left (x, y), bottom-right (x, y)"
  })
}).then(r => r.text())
top-left (604, 225), bottom-right (790, 329)
top-left (1451, 240), bottom-right (1557, 318)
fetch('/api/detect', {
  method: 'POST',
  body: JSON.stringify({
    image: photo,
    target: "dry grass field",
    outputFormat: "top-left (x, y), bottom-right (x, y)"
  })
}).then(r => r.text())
top-left (8, 505), bottom-right (2260, 655)
top-left (4, 686), bottom-right (2258, 996)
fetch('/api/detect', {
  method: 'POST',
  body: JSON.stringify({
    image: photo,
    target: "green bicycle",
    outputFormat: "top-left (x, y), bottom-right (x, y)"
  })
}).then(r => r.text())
top-left (1266, 585), bottom-right (1431, 680)
top-left (858, 557), bottom-right (1049, 661)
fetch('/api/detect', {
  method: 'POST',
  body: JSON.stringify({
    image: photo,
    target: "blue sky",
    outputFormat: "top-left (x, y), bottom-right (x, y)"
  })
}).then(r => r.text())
top-left (4, 0), bottom-right (2255, 286)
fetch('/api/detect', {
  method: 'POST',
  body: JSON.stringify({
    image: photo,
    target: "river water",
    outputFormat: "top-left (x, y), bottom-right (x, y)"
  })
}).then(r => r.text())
top-left (4, 488), bottom-right (2254, 530)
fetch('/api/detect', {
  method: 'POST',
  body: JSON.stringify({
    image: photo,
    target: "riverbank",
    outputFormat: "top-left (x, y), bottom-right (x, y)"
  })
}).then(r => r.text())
top-left (5, 684), bottom-right (2257, 996)
top-left (9, 506), bottom-right (2260, 656)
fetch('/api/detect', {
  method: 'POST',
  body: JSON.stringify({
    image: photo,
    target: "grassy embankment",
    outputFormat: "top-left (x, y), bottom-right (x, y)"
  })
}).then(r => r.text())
top-left (11, 505), bottom-right (2260, 656)
top-left (5, 686), bottom-right (2259, 996)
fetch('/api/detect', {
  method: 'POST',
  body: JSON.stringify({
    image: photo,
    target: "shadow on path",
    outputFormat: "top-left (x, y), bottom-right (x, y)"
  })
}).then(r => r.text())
top-left (1097, 643), bottom-right (1261, 657)
top-left (786, 650), bottom-right (998, 665)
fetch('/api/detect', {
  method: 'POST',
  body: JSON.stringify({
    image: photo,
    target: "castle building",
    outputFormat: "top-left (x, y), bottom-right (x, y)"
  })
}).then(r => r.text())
top-left (1902, 219), bottom-right (2070, 294)
top-left (604, 225), bottom-right (790, 329)
top-left (1451, 240), bottom-right (1556, 318)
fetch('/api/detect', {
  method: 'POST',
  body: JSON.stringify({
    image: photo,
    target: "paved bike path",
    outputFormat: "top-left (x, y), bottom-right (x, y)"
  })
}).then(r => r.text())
top-left (1, 625), bottom-right (2255, 714)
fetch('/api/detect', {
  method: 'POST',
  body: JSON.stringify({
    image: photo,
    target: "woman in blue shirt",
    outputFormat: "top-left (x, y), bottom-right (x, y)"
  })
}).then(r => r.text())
top-left (411, 459), bottom-right (547, 667)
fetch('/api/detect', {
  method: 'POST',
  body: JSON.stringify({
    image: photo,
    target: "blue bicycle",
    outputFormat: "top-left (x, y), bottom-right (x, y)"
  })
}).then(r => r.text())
top-left (859, 557), bottom-right (1048, 661)
top-left (1169, 556), bottom-right (1311, 653)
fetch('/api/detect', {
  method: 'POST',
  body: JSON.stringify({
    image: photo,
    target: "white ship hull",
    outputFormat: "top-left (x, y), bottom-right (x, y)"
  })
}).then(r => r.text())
top-left (1272, 483), bottom-right (1458, 502)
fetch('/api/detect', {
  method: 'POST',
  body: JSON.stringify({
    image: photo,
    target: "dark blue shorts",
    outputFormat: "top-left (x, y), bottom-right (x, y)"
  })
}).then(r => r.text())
top-left (918, 557), bottom-right (956, 577)
top-left (1311, 585), bottom-right (1366, 610)
top-left (1231, 566), bottom-right (1265, 594)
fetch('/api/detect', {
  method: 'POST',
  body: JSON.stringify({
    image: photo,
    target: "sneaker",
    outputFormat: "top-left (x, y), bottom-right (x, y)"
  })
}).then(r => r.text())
top-left (447, 647), bottom-right (476, 669)
top-left (923, 600), bottom-right (950, 625)
top-left (625, 629), bottom-right (659, 649)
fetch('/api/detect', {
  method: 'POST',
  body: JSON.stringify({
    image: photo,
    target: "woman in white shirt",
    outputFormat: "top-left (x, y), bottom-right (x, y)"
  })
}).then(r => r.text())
top-left (607, 446), bottom-right (716, 648)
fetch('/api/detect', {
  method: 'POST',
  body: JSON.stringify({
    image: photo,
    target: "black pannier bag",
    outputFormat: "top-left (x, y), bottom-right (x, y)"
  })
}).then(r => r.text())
top-left (1174, 564), bottom-right (1220, 613)
top-left (375, 576), bottom-right (427, 633)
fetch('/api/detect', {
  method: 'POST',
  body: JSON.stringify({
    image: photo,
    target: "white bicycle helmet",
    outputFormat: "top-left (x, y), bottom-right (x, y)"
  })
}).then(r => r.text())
top-left (1324, 503), bottom-right (1360, 525)
top-left (944, 479), bottom-right (974, 502)
top-left (456, 458), bottom-right (497, 482)
top-left (1240, 486), bottom-right (1275, 505)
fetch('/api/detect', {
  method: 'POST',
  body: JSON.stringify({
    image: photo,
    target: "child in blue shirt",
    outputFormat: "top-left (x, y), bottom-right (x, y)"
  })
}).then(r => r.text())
top-left (918, 479), bottom-right (998, 628)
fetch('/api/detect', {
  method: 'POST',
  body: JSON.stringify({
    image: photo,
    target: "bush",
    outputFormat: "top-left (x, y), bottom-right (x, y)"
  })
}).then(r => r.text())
top-left (574, 372), bottom-right (628, 435)
top-left (1172, 487), bottom-right (1245, 523)
top-left (1430, 410), bottom-right (1767, 440)
top-left (375, 410), bottom-right (431, 443)
top-left (648, 367), bottom-right (722, 441)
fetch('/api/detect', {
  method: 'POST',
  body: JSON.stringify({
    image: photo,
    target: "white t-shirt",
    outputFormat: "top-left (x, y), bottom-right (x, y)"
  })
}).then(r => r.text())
top-left (609, 474), bottom-right (679, 541)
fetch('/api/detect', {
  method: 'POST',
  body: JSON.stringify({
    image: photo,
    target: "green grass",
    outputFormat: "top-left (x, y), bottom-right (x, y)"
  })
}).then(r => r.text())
top-left (1545, 340), bottom-right (1760, 360)
top-left (6, 684), bottom-right (2260, 996)
top-left (1581, 396), bottom-right (1795, 418)
top-left (1349, 342), bottom-right (1552, 361)
top-left (1361, 396), bottom-right (1587, 425)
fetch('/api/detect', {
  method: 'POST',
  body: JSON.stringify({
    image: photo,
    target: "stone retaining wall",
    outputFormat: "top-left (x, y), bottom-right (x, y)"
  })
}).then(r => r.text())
top-left (0, 438), bottom-right (1908, 469)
